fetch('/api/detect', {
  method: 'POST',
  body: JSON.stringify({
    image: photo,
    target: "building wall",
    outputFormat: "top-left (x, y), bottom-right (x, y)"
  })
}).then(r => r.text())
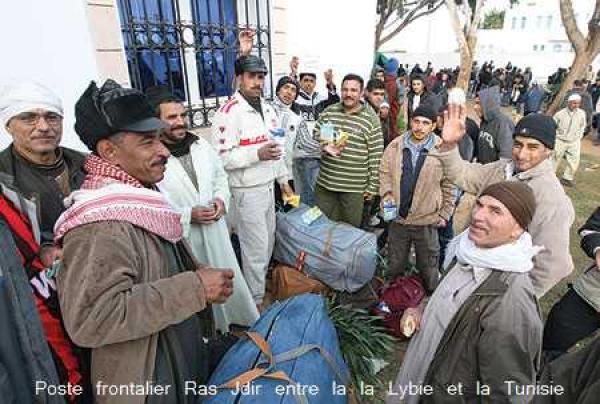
top-left (0, 0), bottom-right (101, 151)
top-left (85, 0), bottom-right (131, 87)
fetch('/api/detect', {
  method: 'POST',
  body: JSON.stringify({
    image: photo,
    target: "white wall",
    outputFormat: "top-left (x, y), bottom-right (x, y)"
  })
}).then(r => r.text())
top-left (0, 0), bottom-right (100, 151)
top-left (286, 0), bottom-right (376, 94)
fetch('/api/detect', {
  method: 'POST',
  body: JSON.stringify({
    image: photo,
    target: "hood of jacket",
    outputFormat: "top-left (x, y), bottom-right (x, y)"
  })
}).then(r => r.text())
top-left (479, 85), bottom-right (501, 122)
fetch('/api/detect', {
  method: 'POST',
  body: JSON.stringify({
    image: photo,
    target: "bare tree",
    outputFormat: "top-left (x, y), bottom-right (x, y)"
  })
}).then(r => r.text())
top-left (446, 0), bottom-right (486, 90)
top-left (546, 0), bottom-right (600, 114)
top-left (375, 0), bottom-right (446, 52)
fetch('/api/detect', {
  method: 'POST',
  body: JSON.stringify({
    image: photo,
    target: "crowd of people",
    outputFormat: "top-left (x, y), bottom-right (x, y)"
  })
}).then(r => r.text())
top-left (1, 29), bottom-right (600, 404)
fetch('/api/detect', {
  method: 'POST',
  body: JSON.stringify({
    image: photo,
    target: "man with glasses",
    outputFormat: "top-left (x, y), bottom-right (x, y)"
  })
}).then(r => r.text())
top-left (0, 81), bottom-right (85, 268)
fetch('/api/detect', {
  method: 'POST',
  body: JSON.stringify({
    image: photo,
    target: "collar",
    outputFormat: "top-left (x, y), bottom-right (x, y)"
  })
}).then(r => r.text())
top-left (234, 90), bottom-right (266, 113)
top-left (403, 132), bottom-right (435, 151)
top-left (458, 263), bottom-right (492, 284)
top-left (273, 97), bottom-right (292, 112)
top-left (510, 158), bottom-right (554, 180)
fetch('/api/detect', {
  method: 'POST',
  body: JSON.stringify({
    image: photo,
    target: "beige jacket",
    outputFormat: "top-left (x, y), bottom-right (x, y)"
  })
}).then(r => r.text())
top-left (553, 107), bottom-right (587, 143)
top-left (379, 134), bottom-right (455, 225)
top-left (431, 147), bottom-right (575, 297)
top-left (57, 221), bottom-right (208, 404)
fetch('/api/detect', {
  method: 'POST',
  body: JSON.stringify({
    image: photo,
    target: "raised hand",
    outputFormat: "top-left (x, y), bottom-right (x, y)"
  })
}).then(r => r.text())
top-left (238, 28), bottom-right (256, 56)
top-left (290, 56), bottom-right (299, 77)
top-left (441, 103), bottom-right (467, 146)
top-left (324, 69), bottom-right (334, 85)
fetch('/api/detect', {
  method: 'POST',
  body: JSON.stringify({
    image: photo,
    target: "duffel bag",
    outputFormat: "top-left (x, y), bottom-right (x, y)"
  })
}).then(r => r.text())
top-left (206, 294), bottom-right (350, 403)
top-left (271, 252), bottom-right (330, 301)
top-left (273, 206), bottom-right (377, 292)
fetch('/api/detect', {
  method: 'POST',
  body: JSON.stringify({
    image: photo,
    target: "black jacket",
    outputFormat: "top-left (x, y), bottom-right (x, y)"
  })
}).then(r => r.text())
top-left (534, 336), bottom-right (600, 404)
top-left (0, 145), bottom-right (86, 244)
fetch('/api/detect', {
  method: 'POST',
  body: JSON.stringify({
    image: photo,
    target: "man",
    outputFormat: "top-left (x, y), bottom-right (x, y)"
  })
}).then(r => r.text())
top-left (524, 81), bottom-right (545, 116)
top-left (313, 74), bottom-right (384, 227)
top-left (403, 75), bottom-right (431, 124)
top-left (55, 80), bottom-right (233, 404)
top-left (146, 86), bottom-right (258, 333)
top-left (562, 79), bottom-right (594, 132)
top-left (542, 206), bottom-right (600, 362)
top-left (294, 69), bottom-right (339, 130)
top-left (434, 107), bottom-right (574, 298)
top-left (383, 58), bottom-right (401, 141)
top-left (269, 76), bottom-right (309, 184)
top-left (269, 76), bottom-right (318, 206)
top-left (379, 101), bottom-right (391, 147)
top-left (0, 177), bottom-right (90, 403)
top-left (380, 104), bottom-right (455, 293)
top-left (212, 55), bottom-right (292, 309)
top-left (388, 181), bottom-right (542, 404)
top-left (473, 85), bottom-right (514, 164)
top-left (0, 81), bottom-right (86, 267)
top-left (553, 93), bottom-right (587, 187)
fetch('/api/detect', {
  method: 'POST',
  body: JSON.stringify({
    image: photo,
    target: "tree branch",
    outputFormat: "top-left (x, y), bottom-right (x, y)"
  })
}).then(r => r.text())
top-left (559, 0), bottom-right (586, 52)
top-left (378, 0), bottom-right (445, 47)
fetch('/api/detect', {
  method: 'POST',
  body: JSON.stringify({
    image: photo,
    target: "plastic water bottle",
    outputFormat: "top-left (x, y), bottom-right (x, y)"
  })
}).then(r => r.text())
top-left (270, 127), bottom-right (286, 156)
top-left (383, 199), bottom-right (397, 222)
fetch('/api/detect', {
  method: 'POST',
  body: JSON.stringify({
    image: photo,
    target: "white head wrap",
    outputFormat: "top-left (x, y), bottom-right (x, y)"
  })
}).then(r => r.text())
top-left (567, 93), bottom-right (582, 103)
top-left (0, 81), bottom-right (63, 127)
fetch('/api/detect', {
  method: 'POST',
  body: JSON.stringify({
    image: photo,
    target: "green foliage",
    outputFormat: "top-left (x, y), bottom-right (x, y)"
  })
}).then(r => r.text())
top-left (327, 299), bottom-right (396, 403)
top-left (482, 9), bottom-right (506, 29)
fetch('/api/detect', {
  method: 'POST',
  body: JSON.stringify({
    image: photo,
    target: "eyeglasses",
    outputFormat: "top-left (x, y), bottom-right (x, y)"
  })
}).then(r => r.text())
top-left (13, 112), bottom-right (63, 127)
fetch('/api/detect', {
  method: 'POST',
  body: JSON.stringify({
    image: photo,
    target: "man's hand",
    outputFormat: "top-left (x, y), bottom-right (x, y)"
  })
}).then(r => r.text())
top-left (290, 56), bottom-right (299, 77)
top-left (324, 69), bottom-right (334, 86)
top-left (258, 141), bottom-right (283, 161)
top-left (323, 143), bottom-right (343, 157)
top-left (39, 245), bottom-right (62, 268)
top-left (196, 268), bottom-right (234, 304)
top-left (435, 218), bottom-right (448, 228)
top-left (399, 306), bottom-right (424, 336)
top-left (281, 183), bottom-right (294, 198)
top-left (441, 103), bottom-right (467, 147)
top-left (238, 28), bottom-right (256, 56)
top-left (191, 206), bottom-right (218, 224)
top-left (212, 198), bottom-right (225, 220)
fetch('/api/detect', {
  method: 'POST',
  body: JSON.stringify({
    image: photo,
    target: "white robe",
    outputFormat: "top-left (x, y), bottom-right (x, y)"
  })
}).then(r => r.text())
top-left (158, 137), bottom-right (259, 332)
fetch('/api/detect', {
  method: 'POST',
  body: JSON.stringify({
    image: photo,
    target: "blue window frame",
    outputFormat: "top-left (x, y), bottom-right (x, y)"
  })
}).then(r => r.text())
top-left (117, 0), bottom-right (186, 100)
top-left (191, 0), bottom-right (238, 98)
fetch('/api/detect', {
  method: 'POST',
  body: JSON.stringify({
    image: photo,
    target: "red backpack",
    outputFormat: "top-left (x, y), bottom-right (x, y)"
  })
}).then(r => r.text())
top-left (370, 276), bottom-right (426, 338)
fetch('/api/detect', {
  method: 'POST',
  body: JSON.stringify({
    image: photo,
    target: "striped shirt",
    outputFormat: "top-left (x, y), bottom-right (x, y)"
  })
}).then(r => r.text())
top-left (314, 102), bottom-right (384, 194)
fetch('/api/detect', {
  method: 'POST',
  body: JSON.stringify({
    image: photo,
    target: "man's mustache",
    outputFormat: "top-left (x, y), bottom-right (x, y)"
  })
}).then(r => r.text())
top-left (151, 157), bottom-right (168, 167)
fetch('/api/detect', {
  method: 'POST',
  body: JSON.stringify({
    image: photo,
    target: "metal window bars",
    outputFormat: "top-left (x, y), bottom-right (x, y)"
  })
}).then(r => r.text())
top-left (117, 0), bottom-right (273, 128)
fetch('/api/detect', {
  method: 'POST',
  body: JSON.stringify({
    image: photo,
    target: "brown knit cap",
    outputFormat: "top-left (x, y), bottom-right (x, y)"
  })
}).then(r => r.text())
top-left (480, 181), bottom-right (537, 230)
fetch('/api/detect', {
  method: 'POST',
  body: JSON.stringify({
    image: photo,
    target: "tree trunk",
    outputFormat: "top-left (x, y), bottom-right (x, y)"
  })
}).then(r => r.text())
top-left (447, 0), bottom-right (484, 91)
top-left (547, 0), bottom-right (600, 114)
top-left (546, 51), bottom-right (594, 115)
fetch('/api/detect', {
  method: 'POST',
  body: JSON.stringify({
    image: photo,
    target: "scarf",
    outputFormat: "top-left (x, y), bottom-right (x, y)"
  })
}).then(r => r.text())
top-left (54, 154), bottom-right (182, 243)
top-left (163, 132), bottom-right (198, 158)
top-left (443, 229), bottom-right (543, 273)
top-left (0, 190), bottom-right (83, 401)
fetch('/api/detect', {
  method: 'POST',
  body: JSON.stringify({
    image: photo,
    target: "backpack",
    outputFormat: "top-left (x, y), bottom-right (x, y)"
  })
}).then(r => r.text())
top-left (370, 276), bottom-right (426, 338)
